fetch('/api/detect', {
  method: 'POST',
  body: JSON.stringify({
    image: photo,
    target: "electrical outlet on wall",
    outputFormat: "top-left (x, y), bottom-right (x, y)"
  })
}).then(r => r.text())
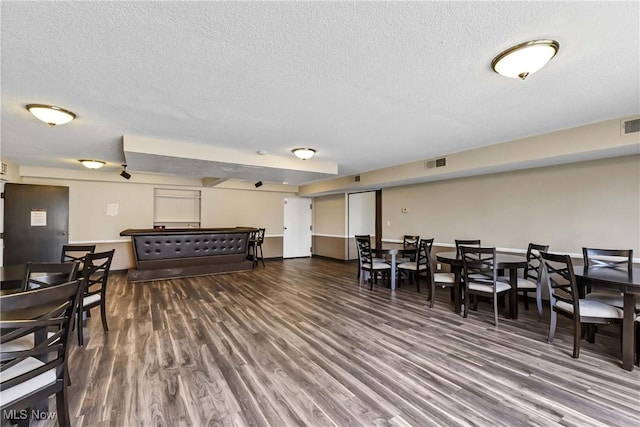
top-left (437, 263), bottom-right (442, 270)
top-left (386, 220), bottom-right (390, 226)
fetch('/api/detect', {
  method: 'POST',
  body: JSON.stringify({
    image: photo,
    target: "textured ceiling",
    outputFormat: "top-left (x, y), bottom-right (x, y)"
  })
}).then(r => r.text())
top-left (1, 1), bottom-right (639, 185)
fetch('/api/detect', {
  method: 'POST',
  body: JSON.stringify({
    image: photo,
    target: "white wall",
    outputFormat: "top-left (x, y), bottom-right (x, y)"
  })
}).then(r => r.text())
top-left (348, 191), bottom-right (376, 237)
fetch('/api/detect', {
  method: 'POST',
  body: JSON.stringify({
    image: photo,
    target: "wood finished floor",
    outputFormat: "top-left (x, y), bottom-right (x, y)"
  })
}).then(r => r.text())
top-left (36, 258), bottom-right (640, 426)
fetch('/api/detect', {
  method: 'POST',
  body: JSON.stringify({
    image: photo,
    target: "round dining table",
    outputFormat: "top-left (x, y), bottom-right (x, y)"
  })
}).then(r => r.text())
top-left (435, 251), bottom-right (528, 318)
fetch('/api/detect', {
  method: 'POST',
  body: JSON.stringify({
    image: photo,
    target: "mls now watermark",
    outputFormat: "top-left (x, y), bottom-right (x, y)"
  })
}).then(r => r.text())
top-left (3, 409), bottom-right (57, 420)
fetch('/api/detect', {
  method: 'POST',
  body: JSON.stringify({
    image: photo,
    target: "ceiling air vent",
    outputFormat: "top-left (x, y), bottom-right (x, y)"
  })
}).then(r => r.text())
top-left (425, 157), bottom-right (447, 169)
top-left (622, 117), bottom-right (640, 135)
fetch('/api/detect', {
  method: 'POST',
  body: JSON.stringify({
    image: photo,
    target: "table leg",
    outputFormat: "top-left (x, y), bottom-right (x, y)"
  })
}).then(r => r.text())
top-left (622, 292), bottom-right (635, 371)
top-left (510, 268), bottom-right (518, 319)
top-left (390, 253), bottom-right (397, 290)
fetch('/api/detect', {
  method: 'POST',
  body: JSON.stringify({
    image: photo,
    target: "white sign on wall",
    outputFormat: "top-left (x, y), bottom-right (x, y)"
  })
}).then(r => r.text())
top-left (30, 210), bottom-right (47, 226)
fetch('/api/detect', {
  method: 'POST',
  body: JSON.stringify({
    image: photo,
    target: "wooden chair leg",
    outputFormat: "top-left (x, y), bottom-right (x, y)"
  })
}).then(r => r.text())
top-left (548, 310), bottom-right (557, 343)
top-left (100, 302), bottom-right (109, 332)
top-left (573, 321), bottom-right (582, 359)
top-left (77, 308), bottom-right (85, 346)
top-left (523, 291), bottom-right (529, 310)
top-left (56, 386), bottom-right (71, 427)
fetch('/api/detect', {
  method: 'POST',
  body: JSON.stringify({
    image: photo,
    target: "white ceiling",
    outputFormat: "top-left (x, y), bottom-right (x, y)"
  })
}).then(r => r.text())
top-left (1, 1), bottom-right (639, 186)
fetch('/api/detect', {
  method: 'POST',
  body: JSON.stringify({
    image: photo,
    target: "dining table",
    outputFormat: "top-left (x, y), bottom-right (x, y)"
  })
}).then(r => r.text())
top-left (435, 251), bottom-right (528, 318)
top-left (373, 245), bottom-right (417, 291)
top-left (574, 265), bottom-right (640, 371)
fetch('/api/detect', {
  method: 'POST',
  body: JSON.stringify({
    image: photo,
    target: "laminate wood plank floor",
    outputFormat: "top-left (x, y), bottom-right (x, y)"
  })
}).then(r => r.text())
top-left (29, 258), bottom-right (640, 426)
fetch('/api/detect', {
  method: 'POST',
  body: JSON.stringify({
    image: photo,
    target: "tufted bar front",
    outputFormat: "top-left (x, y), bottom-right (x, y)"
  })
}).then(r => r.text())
top-left (120, 227), bottom-right (256, 282)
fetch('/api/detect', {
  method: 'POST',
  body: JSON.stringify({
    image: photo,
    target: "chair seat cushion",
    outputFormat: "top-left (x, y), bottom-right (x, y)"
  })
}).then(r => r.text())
top-left (585, 292), bottom-right (640, 310)
top-left (497, 276), bottom-right (537, 289)
top-left (397, 262), bottom-right (426, 271)
top-left (468, 281), bottom-right (511, 294)
top-left (556, 300), bottom-right (624, 318)
top-left (363, 262), bottom-right (391, 271)
top-left (83, 293), bottom-right (101, 306)
top-left (0, 357), bottom-right (56, 406)
top-left (2, 332), bottom-right (57, 352)
top-left (434, 272), bottom-right (455, 284)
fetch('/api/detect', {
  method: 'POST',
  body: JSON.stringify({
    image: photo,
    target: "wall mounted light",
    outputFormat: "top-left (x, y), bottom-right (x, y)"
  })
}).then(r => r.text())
top-left (292, 148), bottom-right (316, 160)
top-left (120, 164), bottom-right (131, 180)
top-left (491, 39), bottom-right (559, 80)
top-left (26, 104), bottom-right (76, 126)
top-left (79, 159), bottom-right (105, 169)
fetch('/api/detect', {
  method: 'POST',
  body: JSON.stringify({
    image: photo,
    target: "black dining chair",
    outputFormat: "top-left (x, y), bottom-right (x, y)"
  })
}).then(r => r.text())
top-left (396, 235), bottom-right (420, 264)
top-left (498, 243), bottom-right (549, 317)
top-left (77, 250), bottom-right (115, 346)
top-left (0, 280), bottom-right (82, 427)
top-left (540, 251), bottom-right (623, 359)
top-left (461, 246), bottom-right (512, 327)
top-left (355, 235), bottom-right (391, 290)
top-left (583, 248), bottom-right (637, 310)
top-left (397, 238), bottom-right (433, 293)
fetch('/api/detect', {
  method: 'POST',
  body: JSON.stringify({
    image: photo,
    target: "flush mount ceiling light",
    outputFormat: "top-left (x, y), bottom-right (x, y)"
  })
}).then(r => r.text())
top-left (491, 39), bottom-right (559, 80)
top-left (292, 148), bottom-right (316, 160)
top-left (26, 104), bottom-right (76, 126)
top-left (79, 159), bottom-right (105, 169)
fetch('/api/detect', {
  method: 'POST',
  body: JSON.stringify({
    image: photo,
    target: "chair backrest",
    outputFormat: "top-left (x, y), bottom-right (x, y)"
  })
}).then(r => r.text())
top-left (60, 244), bottom-right (96, 264)
top-left (81, 250), bottom-right (115, 304)
top-left (256, 228), bottom-right (266, 244)
top-left (22, 262), bottom-right (80, 291)
top-left (403, 235), bottom-right (420, 249)
top-left (355, 235), bottom-right (374, 265)
top-left (461, 246), bottom-right (497, 291)
top-left (455, 239), bottom-right (481, 257)
top-left (415, 238), bottom-right (434, 270)
top-left (582, 248), bottom-right (633, 269)
top-left (0, 280), bottom-right (81, 406)
top-left (524, 243), bottom-right (550, 283)
top-left (540, 251), bottom-right (580, 317)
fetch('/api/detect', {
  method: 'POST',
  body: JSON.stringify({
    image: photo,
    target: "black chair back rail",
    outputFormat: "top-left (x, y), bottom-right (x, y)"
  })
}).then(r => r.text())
top-left (77, 249), bottom-right (115, 346)
top-left (583, 247), bottom-right (633, 269)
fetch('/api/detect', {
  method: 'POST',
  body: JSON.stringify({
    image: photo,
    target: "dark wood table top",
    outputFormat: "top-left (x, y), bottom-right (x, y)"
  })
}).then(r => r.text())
top-left (573, 265), bottom-right (640, 293)
top-left (435, 251), bottom-right (527, 268)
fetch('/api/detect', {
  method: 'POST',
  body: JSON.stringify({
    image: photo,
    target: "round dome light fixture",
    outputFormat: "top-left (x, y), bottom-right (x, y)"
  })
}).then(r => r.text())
top-left (491, 39), bottom-right (559, 80)
top-left (26, 104), bottom-right (76, 126)
top-left (292, 147), bottom-right (316, 160)
top-left (79, 159), bottom-right (106, 169)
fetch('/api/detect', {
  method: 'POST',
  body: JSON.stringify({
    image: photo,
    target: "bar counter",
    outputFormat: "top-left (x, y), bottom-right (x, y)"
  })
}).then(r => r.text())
top-left (120, 227), bottom-right (256, 282)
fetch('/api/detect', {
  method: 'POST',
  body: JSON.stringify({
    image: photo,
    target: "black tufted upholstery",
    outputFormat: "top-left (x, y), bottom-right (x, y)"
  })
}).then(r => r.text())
top-left (133, 233), bottom-right (249, 261)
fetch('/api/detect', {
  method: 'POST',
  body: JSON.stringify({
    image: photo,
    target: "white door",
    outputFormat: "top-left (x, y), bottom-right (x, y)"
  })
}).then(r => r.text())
top-left (283, 197), bottom-right (312, 258)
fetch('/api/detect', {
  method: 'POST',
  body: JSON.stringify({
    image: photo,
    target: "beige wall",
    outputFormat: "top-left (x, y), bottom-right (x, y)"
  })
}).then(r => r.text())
top-left (12, 175), bottom-right (295, 269)
top-left (313, 194), bottom-right (346, 236)
top-left (312, 194), bottom-right (348, 259)
top-left (382, 155), bottom-right (640, 256)
top-left (299, 117), bottom-right (639, 196)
